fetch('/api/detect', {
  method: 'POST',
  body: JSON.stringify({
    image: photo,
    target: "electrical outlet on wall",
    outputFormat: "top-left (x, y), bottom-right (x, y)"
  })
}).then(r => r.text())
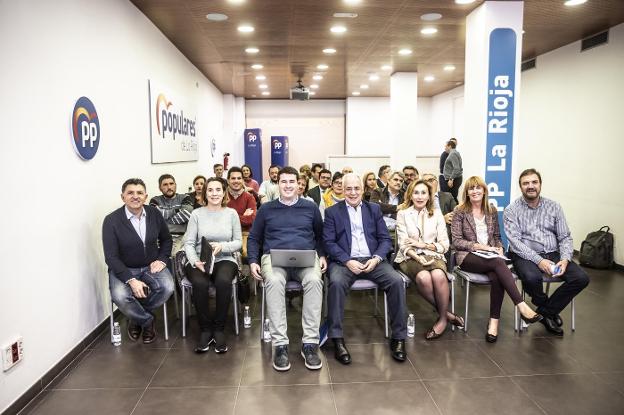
top-left (2, 337), bottom-right (24, 371)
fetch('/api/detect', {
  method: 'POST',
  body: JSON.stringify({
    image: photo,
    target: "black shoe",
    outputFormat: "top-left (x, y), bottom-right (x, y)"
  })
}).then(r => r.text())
top-left (553, 314), bottom-right (563, 327)
top-left (540, 316), bottom-right (564, 336)
top-left (520, 312), bottom-right (544, 325)
top-left (332, 338), bottom-right (352, 365)
top-left (213, 331), bottom-right (228, 354)
top-left (194, 330), bottom-right (214, 353)
top-left (390, 339), bottom-right (406, 362)
top-left (127, 321), bottom-right (142, 342)
top-left (485, 323), bottom-right (498, 343)
top-left (301, 343), bottom-right (322, 370)
top-left (142, 321), bottom-right (157, 344)
top-left (273, 345), bottom-right (291, 371)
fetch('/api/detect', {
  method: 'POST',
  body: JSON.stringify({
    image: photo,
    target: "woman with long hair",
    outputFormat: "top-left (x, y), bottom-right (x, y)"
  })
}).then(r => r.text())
top-left (362, 171), bottom-right (379, 202)
top-left (241, 164), bottom-right (260, 193)
top-left (183, 178), bottom-right (242, 353)
top-left (451, 176), bottom-right (542, 342)
top-left (395, 179), bottom-right (463, 340)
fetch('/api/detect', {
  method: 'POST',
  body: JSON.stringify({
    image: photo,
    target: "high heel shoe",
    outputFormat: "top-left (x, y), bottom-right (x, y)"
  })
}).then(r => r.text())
top-left (449, 313), bottom-right (465, 329)
top-left (485, 323), bottom-right (498, 343)
top-left (520, 312), bottom-right (543, 324)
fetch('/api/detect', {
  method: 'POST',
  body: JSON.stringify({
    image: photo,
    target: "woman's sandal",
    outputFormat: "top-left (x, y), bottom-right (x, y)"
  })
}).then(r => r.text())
top-left (425, 327), bottom-right (443, 340)
top-left (449, 313), bottom-right (465, 329)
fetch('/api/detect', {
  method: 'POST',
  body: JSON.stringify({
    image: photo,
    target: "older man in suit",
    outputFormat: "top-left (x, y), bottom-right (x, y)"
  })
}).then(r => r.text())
top-left (323, 173), bottom-right (407, 364)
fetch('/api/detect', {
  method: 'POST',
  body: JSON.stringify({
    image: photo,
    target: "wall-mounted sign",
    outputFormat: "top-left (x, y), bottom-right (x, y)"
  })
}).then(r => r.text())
top-left (148, 80), bottom-right (198, 163)
top-left (71, 96), bottom-right (100, 160)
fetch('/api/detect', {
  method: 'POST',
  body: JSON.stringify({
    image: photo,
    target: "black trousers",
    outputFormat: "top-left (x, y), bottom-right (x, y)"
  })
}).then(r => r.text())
top-left (511, 252), bottom-right (589, 316)
top-left (185, 261), bottom-right (237, 332)
top-left (439, 175), bottom-right (462, 204)
top-left (327, 259), bottom-right (407, 340)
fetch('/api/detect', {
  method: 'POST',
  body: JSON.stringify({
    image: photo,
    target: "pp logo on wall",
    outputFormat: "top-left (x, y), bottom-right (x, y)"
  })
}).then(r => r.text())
top-left (71, 97), bottom-right (100, 160)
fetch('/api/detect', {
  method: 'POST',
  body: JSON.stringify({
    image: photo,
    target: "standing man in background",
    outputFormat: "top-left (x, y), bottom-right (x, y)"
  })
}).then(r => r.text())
top-left (442, 139), bottom-right (463, 204)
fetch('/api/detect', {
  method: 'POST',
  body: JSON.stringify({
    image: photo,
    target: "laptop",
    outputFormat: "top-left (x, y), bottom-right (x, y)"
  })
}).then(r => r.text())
top-left (270, 249), bottom-right (317, 268)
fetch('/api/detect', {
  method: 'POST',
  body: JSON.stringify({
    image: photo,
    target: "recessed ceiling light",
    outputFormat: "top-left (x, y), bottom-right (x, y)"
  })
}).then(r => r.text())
top-left (360, 84), bottom-right (369, 89)
top-left (455, 0), bottom-right (476, 4)
top-left (381, 65), bottom-right (393, 71)
top-left (310, 84), bottom-right (319, 89)
top-left (421, 27), bottom-right (438, 35)
top-left (309, 91), bottom-right (316, 96)
top-left (398, 48), bottom-right (412, 55)
top-left (564, 0), bottom-right (587, 5)
top-left (333, 12), bottom-right (358, 18)
top-left (237, 25), bottom-right (254, 33)
top-left (424, 75), bottom-right (435, 82)
top-left (261, 91), bottom-right (270, 96)
top-left (317, 64), bottom-right (329, 70)
top-left (323, 48), bottom-right (337, 54)
top-left (443, 65), bottom-right (456, 71)
top-left (255, 75), bottom-right (266, 80)
top-left (352, 91), bottom-right (361, 96)
top-left (420, 13), bottom-right (442, 21)
top-left (251, 64), bottom-right (263, 69)
top-left (522, 30), bottom-right (526, 34)
top-left (369, 74), bottom-right (380, 81)
top-left (206, 13), bottom-right (228, 21)
top-left (330, 25), bottom-right (347, 34)
top-left (258, 84), bottom-right (268, 89)
top-left (343, 0), bottom-right (362, 4)
top-left (245, 47), bottom-right (259, 54)
top-left (227, 0), bottom-right (245, 4)
top-left (313, 74), bottom-right (323, 80)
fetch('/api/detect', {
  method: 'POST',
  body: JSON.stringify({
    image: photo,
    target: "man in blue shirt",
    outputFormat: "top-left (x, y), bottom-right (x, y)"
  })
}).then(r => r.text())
top-left (248, 166), bottom-right (327, 372)
top-left (102, 178), bottom-right (174, 343)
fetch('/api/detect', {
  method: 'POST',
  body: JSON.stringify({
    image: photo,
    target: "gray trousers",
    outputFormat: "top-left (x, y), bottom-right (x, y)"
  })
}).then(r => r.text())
top-left (261, 254), bottom-right (323, 346)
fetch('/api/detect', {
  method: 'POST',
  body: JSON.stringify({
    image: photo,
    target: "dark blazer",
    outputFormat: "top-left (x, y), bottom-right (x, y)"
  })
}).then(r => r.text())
top-left (308, 185), bottom-right (327, 206)
top-left (102, 205), bottom-right (172, 283)
top-left (323, 201), bottom-right (393, 264)
top-left (450, 205), bottom-right (502, 266)
top-left (369, 186), bottom-right (405, 219)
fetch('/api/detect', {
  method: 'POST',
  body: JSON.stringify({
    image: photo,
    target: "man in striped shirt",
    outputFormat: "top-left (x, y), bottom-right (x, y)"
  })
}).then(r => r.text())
top-left (504, 168), bottom-right (589, 336)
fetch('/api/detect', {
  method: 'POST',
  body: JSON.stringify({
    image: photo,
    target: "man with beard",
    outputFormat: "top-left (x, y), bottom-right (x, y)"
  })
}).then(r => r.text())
top-left (226, 166), bottom-right (256, 258)
top-left (504, 168), bottom-right (589, 336)
top-left (259, 164), bottom-right (281, 204)
top-left (308, 168), bottom-right (332, 207)
top-left (150, 174), bottom-right (193, 253)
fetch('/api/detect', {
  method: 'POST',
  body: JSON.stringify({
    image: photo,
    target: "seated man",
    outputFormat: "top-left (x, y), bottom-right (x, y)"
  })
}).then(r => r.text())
top-left (308, 168), bottom-right (332, 206)
top-left (102, 178), bottom-right (174, 343)
top-left (149, 174), bottom-right (193, 253)
top-left (323, 173), bottom-right (407, 363)
top-left (258, 164), bottom-right (281, 204)
top-left (248, 166), bottom-right (327, 372)
top-left (308, 163), bottom-right (323, 189)
top-left (226, 166), bottom-right (257, 258)
top-left (504, 168), bottom-right (589, 336)
top-left (370, 171), bottom-right (405, 243)
top-left (401, 165), bottom-right (419, 192)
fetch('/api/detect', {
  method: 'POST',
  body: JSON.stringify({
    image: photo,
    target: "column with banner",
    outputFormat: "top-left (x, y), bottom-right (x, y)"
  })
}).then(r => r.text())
top-left (270, 136), bottom-right (289, 168)
top-left (464, 1), bottom-right (523, 245)
top-left (244, 128), bottom-right (262, 180)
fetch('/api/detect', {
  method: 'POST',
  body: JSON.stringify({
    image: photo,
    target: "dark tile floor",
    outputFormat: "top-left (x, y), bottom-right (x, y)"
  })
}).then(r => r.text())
top-left (19, 267), bottom-right (624, 415)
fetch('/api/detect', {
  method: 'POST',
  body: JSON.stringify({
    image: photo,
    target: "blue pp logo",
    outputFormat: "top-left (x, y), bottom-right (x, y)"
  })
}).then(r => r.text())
top-left (71, 97), bottom-right (100, 160)
top-left (273, 140), bottom-right (282, 150)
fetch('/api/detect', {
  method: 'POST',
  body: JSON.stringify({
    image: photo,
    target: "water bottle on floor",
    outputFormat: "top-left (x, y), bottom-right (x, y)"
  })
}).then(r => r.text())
top-left (112, 322), bottom-right (122, 346)
top-left (243, 305), bottom-right (252, 328)
top-left (263, 319), bottom-right (271, 342)
top-left (407, 314), bottom-right (415, 338)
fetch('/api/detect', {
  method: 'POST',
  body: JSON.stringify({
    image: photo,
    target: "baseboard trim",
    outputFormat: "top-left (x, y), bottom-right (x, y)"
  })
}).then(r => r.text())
top-left (5, 310), bottom-right (120, 415)
top-left (574, 249), bottom-right (623, 272)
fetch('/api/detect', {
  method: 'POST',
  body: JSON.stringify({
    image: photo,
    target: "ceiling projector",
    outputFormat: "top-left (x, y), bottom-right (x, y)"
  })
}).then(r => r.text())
top-left (290, 80), bottom-right (310, 100)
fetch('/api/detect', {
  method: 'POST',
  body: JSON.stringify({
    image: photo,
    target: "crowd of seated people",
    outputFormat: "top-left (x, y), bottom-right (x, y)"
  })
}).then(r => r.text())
top-left (103, 158), bottom-right (589, 371)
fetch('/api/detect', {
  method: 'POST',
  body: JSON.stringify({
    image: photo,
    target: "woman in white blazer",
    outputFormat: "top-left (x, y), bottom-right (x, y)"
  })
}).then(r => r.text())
top-left (395, 179), bottom-right (464, 340)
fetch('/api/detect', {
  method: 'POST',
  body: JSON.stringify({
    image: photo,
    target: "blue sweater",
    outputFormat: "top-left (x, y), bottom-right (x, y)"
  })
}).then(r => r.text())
top-left (247, 198), bottom-right (325, 265)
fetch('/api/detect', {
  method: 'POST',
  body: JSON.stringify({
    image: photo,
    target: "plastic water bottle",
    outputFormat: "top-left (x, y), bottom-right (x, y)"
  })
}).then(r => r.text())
top-left (243, 306), bottom-right (252, 328)
top-left (550, 264), bottom-right (561, 275)
top-left (112, 322), bottom-right (122, 346)
top-left (407, 314), bottom-right (415, 338)
top-left (263, 319), bottom-right (271, 343)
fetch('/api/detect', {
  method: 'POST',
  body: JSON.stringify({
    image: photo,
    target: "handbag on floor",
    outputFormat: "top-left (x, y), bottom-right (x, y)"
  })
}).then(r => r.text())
top-left (580, 226), bottom-right (614, 269)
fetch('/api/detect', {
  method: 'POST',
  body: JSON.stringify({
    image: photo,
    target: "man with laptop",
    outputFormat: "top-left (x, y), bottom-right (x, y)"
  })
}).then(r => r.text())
top-left (247, 166), bottom-right (327, 372)
top-left (323, 173), bottom-right (407, 364)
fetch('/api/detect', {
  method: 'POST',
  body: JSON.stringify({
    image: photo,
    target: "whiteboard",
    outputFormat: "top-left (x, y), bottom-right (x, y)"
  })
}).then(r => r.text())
top-left (327, 155), bottom-right (391, 177)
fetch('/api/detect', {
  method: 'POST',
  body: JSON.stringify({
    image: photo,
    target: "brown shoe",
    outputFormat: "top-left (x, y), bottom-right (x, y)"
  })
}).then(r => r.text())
top-left (127, 321), bottom-right (142, 342)
top-left (142, 321), bottom-right (157, 344)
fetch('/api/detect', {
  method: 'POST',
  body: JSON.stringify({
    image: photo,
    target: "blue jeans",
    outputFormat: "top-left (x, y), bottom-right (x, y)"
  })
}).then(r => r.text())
top-left (109, 267), bottom-right (175, 327)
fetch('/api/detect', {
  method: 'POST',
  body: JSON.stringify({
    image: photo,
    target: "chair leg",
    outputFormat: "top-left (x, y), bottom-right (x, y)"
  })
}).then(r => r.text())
top-left (163, 302), bottom-right (169, 341)
top-left (109, 302), bottom-right (115, 344)
top-left (464, 281), bottom-right (470, 332)
top-left (545, 282), bottom-right (551, 296)
top-left (322, 275), bottom-right (328, 318)
top-left (260, 284), bottom-right (266, 341)
top-left (384, 292), bottom-right (389, 339)
top-left (181, 287), bottom-right (187, 338)
top-left (374, 287), bottom-right (379, 316)
top-left (232, 281), bottom-right (240, 336)
top-left (571, 298), bottom-right (576, 331)
top-left (450, 278), bottom-right (455, 332)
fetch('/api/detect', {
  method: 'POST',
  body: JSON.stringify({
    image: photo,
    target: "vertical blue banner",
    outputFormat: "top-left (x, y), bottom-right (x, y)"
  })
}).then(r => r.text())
top-left (244, 128), bottom-right (262, 181)
top-left (271, 136), bottom-right (289, 168)
top-left (485, 28), bottom-right (517, 246)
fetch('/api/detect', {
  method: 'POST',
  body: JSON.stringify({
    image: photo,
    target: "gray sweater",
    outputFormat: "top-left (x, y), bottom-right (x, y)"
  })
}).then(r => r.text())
top-left (183, 207), bottom-right (242, 267)
top-left (443, 149), bottom-right (463, 180)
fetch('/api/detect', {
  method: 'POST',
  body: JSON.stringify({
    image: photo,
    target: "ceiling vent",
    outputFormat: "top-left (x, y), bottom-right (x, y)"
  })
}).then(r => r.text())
top-left (521, 58), bottom-right (536, 72)
top-left (581, 30), bottom-right (608, 52)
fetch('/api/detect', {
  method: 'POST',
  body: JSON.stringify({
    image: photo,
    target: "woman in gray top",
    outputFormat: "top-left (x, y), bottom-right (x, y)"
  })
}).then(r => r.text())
top-left (183, 177), bottom-right (242, 353)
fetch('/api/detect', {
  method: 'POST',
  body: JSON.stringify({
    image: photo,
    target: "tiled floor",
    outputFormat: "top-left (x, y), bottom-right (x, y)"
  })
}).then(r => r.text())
top-left (19, 267), bottom-right (624, 415)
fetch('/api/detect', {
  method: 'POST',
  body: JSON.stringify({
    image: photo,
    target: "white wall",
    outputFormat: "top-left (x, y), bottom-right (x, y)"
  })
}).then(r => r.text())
top-left (0, 0), bottom-right (227, 411)
top-left (245, 100), bottom-right (345, 179)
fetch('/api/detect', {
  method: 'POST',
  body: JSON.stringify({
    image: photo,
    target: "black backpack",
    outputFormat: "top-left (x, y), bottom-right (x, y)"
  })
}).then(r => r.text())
top-left (579, 226), bottom-right (614, 269)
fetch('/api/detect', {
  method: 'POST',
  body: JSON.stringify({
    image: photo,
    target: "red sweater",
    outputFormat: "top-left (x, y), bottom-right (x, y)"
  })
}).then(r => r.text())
top-left (227, 191), bottom-right (257, 231)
